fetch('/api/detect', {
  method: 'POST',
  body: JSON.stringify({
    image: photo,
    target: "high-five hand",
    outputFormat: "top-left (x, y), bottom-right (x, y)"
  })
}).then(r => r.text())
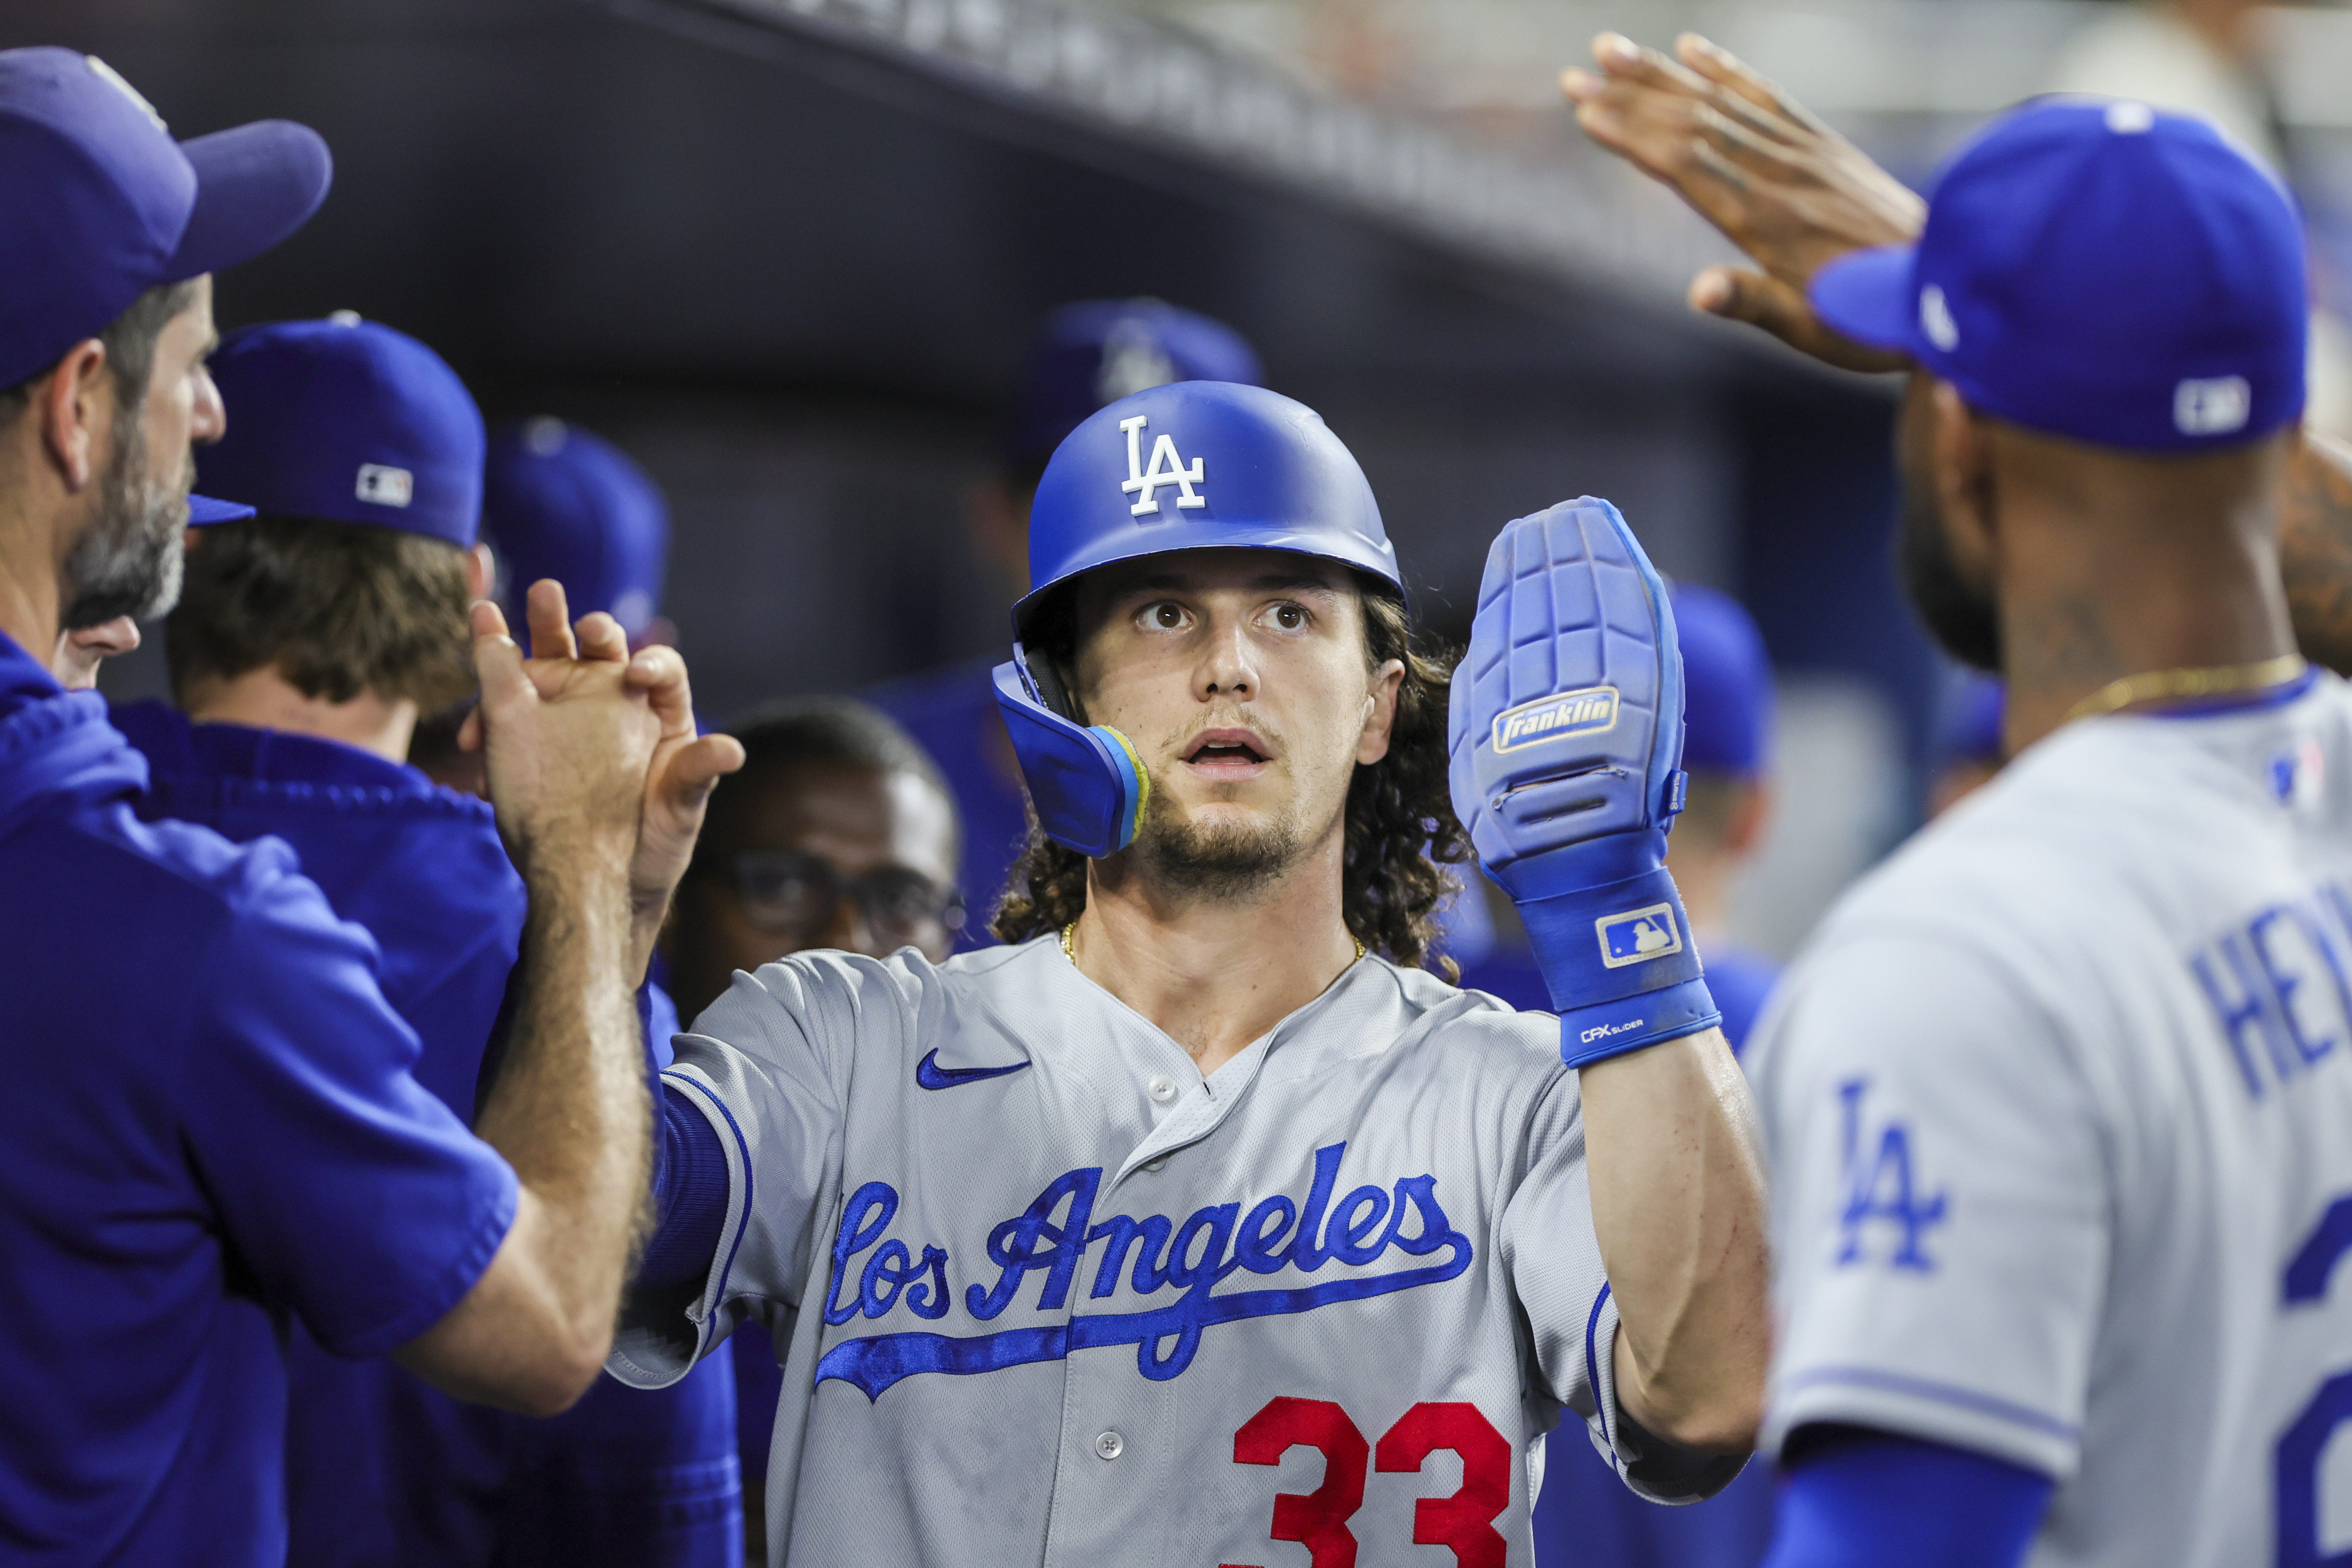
top-left (1563, 32), bottom-right (1923, 371)
top-left (467, 581), bottom-right (662, 889)
top-left (611, 634), bottom-right (744, 974)
top-left (466, 578), bottom-right (744, 977)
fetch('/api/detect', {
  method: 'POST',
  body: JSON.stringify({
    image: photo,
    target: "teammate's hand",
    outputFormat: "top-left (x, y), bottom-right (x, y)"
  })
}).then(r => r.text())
top-left (616, 637), bottom-right (745, 941)
top-left (1449, 500), bottom-right (1718, 1066)
top-left (465, 582), bottom-right (661, 884)
top-left (1563, 32), bottom-right (1923, 371)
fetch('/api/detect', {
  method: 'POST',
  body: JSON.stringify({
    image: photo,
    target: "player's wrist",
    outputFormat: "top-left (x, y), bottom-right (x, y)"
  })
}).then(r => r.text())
top-left (1502, 845), bottom-right (1719, 1067)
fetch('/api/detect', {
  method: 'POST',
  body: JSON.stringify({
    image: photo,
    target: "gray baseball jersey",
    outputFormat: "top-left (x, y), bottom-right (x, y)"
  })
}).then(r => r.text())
top-left (609, 939), bottom-right (1740, 1564)
top-left (1745, 671), bottom-right (2352, 1566)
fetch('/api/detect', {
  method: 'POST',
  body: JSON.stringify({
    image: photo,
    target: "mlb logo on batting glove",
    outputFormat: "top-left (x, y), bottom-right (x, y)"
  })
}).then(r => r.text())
top-left (1447, 497), bottom-right (1720, 1068)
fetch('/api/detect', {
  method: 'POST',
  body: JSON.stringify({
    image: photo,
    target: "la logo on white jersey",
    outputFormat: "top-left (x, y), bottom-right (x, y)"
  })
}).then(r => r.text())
top-left (1119, 415), bottom-right (1205, 517)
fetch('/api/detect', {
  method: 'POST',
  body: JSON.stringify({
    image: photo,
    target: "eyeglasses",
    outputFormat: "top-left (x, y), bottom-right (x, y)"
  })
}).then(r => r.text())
top-left (715, 850), bottom-right (964, 951)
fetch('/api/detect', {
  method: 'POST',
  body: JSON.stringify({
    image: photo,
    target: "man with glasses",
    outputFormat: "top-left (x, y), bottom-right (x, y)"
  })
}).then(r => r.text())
top-left (663, 698), bottom-right (964, 1002)
top-left (657, 694), bottom-right (960, 1558)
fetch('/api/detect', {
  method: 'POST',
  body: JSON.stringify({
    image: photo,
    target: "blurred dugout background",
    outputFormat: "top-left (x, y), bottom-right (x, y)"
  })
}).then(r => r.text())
top-left (25, 0), bottom-right (2352, 958)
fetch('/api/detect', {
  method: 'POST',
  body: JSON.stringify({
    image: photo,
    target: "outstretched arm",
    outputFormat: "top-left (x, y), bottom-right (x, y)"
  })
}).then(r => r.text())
top-left (1564, 30), bottom-right (2352, 674)
top-left (1563, 32), bottom-right (1920, 370)
top-left (1586, 1028), bottom-right (1770, 1451)
top-left (1452, 500), bottom-right (1769, 1454)
top-left (397, 585), bottom-right (732, 1415)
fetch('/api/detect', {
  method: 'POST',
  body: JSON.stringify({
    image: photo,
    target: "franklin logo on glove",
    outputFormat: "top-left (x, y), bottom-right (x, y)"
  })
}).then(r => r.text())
top-left (1493, 686), bottom-right (1620, 752)
top-left (1448, 496), bottom-right (1721, 1066)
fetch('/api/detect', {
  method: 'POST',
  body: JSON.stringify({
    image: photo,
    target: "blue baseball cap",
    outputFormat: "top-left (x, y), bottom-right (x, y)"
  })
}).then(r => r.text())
top-left (194, 316), bottom-right (485, 548)
top-left (1010, 300), bottom-right (1263, 467)
top-left (0, 48), bottom-right (331, 390)
top-left (1668, 582), bottom-right (1773, 777)
top-left (1810, 98), bottom-right (2305, 451)
top-left (484, 419), bottom-right (671, 639)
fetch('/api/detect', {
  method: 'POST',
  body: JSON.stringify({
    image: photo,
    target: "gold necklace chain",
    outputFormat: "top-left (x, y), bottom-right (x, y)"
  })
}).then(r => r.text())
top-left (2061, 655), bottom-right (2307, 727)
top-left (1060, 921), bottom-right (1365, 963)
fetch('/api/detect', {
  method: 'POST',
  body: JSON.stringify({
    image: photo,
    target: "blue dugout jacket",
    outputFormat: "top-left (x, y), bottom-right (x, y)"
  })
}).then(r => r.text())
top-left (115, 702), bottom-right (739, 1568)
top-left (0, 635), bottom-right (516, 1568)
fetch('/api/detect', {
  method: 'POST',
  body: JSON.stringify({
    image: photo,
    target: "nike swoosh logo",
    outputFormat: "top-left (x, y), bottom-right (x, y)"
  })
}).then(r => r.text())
top-left (916, 1049), bottom-right (1031, 1091)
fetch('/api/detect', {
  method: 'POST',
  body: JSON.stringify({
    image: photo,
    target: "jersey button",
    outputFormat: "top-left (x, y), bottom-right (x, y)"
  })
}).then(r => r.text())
top-left (1094, 1430), bottom-right (1124, 1460)
top-left (1147, 1076), bottom-right (1177, 1104)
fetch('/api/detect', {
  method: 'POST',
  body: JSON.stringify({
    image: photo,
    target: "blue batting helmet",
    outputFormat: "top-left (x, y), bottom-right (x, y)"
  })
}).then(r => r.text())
top-left (994, 380), bottom-right (1402, 858)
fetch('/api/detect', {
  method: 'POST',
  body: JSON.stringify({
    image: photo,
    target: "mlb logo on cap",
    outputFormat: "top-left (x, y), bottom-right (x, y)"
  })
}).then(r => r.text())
top-left (355, 464), bottom-right (413, 508)
top-left (2175, 376), bottom-right (2252, 437)
top-left (1596, 904), bottom-right (1684, 968)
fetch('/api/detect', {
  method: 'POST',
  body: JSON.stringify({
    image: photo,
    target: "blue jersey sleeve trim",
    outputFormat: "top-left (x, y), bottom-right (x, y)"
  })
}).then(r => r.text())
top-left (639, 1085), bottom-right (731, 1289)
top-left (1780, 1365), bottom-right (2080, 1441)
top-left (1762, 1427), bottom-right (2053, 1568)
top-left (1584, 1279), bottom-right (1615, 1450)
top-left (663, 1070), bottom-right (756, 1352)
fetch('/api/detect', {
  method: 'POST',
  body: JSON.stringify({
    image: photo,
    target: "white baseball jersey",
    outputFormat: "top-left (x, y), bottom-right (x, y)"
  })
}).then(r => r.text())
top-left (1746, 671), bottom-right (2352, 1566)
top-left (610, 939), bottom-right (1741, 1565)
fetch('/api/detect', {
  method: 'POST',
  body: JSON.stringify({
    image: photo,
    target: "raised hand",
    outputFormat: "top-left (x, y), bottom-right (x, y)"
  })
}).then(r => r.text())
top-left (1448, 498), bottom-right (1719, 1066)
top-left (1563, 32), bottom-right (1923, 371)
top-left (614, 636), bottom-right (744, 967)
top-left (465, 579), bottom-right (743, 975)
top-left (467, 581), bottom-right (661, 885)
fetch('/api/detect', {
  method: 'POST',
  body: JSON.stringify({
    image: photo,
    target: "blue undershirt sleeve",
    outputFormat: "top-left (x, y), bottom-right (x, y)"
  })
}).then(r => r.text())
top-left (1761, 1425), bottom-right (2054, 1568)
top-left (637, 1081), bottom-right (730, 1289)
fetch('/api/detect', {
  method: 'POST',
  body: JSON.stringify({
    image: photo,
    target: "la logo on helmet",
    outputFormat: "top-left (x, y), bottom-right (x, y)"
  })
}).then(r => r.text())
top-left (1119, 414), bottom-right (1205, 517)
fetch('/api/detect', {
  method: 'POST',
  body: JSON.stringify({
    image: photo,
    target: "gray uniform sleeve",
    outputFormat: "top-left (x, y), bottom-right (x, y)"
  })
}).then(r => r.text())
top-left (610, 954), bottom-right (908, 1388)
top-left (1747, 931), bottom-right (2108, 1479)
top-left (1501, 1070), bottom-right (1750, 1505)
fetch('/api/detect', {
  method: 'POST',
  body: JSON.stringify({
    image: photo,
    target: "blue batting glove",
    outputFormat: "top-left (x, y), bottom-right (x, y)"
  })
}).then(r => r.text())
top-left (1448, 497), bottom-right (1720, 1067)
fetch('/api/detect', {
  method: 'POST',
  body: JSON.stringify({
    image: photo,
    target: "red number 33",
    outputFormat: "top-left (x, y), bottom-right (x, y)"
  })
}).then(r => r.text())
top-left (1219, 1396), bottom-right (1511, 1568)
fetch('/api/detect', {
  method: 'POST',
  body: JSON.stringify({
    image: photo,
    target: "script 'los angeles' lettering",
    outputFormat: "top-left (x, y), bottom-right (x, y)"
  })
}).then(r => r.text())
top-left (814, 1142), bottom-right (1473, 1398)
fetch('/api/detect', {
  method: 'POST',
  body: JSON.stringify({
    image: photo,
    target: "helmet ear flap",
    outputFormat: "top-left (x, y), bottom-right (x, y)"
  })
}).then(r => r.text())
top-left (992, 650), bottom-right (1149, 860)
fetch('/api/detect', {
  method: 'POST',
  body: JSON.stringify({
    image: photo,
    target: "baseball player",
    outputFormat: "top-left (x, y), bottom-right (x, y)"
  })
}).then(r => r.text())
top-left (868, 299), bottom-right (1263, 943)
top-left (0, 49), bottom-right (734, 1566)
top-left (612, 377), bottom-right (1771, 1563)
top-left (1572, 40), bottom-right (2352, 1568)
top-left (110, 316), bottom-right (741, 1568)
top-left (658, 696), bottom-right (964, 1558)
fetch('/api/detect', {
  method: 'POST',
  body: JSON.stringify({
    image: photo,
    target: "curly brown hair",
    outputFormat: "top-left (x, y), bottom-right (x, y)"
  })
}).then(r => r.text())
top-left (991, 580), bottom-right (1473, 973)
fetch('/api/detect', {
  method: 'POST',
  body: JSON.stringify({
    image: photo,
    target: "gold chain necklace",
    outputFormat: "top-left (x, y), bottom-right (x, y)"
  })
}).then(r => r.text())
top-left (2061, 655), bottom-right (2307, 726)
top-left (1060, 921), bottom-right (1365, 963)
